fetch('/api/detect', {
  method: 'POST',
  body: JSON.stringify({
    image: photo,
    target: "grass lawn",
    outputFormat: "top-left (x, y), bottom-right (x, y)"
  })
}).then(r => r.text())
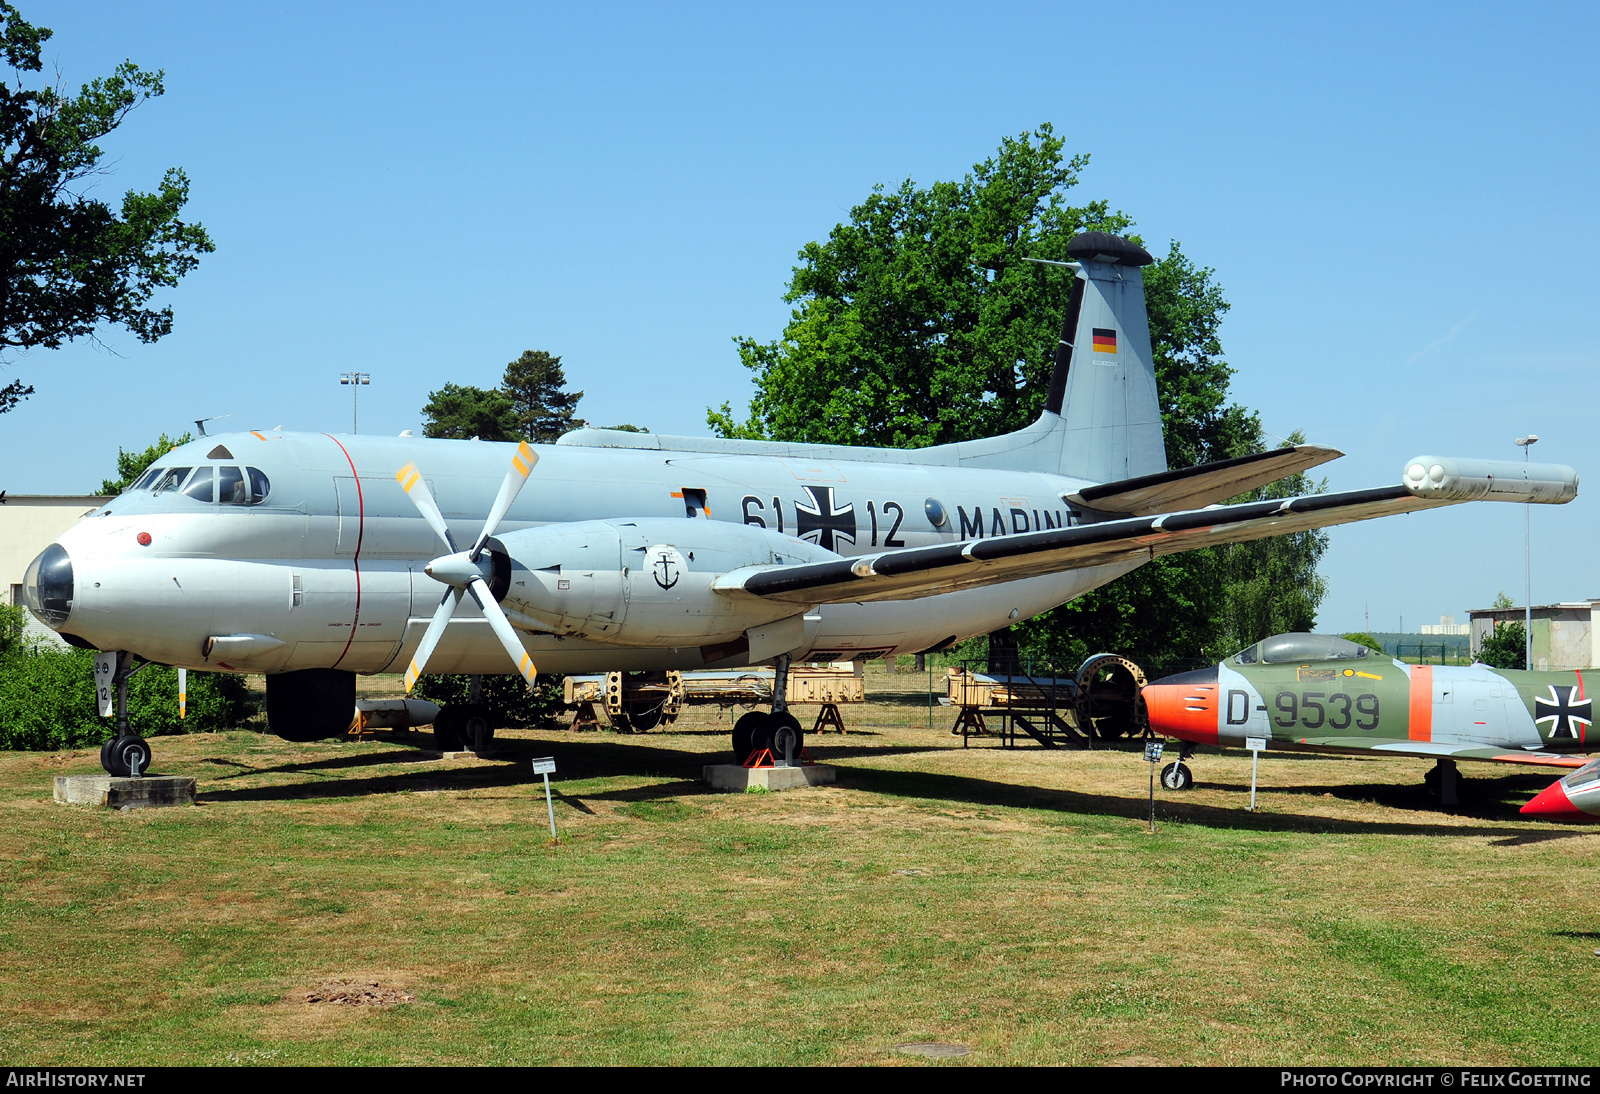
top-left (1, 666), bottom-right (1595, 1066)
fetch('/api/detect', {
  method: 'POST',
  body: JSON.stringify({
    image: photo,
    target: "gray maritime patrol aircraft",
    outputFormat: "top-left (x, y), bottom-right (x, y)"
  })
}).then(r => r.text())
top-left (20, 232), bottom-right (1579, 778)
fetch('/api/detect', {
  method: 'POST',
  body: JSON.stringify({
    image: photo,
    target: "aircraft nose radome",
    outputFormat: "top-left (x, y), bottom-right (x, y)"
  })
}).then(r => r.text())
top-left (1521, 780), bottom-right (1588, 819)
top-left (1142, 675), bottom-right (1220, 744)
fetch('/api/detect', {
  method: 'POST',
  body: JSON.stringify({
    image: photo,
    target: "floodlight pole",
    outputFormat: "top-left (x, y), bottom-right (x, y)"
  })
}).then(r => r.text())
top-left (1515, 435), bottom-right (1539, 668)
top-left (340, 371), bottom-right (371, 433)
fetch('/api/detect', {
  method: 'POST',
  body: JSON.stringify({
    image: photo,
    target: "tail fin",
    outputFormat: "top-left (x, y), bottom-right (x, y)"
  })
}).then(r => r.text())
top-left (950, 232), bottom-right (1166, 484)
top-left (1046, 233), bottom-right (1165, 483)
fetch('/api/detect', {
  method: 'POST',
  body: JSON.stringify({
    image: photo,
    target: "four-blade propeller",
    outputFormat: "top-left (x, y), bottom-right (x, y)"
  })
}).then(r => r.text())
top-left (395, 441), bottom-right (540, 694)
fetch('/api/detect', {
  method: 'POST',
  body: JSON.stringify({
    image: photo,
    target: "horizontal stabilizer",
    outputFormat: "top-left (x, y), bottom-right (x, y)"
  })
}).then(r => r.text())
top-left (1068, 445), bottom-right (1343, 516)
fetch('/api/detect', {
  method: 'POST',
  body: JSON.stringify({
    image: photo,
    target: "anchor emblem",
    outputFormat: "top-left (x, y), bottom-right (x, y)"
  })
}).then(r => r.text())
top-left (651, 551), bottom-right (680, 590)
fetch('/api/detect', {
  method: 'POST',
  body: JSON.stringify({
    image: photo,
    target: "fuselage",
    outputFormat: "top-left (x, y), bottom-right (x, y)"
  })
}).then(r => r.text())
top-left (31, 429), bottom-right (1133, 676)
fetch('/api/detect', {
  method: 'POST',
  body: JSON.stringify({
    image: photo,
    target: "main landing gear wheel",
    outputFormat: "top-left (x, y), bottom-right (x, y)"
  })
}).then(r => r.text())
top-left (1160, 762), bottom-right (1193, 791)
top-left (730, 711), bottom-right (806, 764)
top-left (732, 711), bottom-right (764, 763)
top-left (458, 703), bottom-right (494, 752)
top-left (770, 712), bottom-right (803, 764)
top-left (103, 735), bottom-right (151, 778)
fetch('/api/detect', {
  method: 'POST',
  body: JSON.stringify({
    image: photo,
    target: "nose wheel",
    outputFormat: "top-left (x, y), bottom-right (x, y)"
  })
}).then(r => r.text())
top-left (1160, 761), bottom-right (1193, 791)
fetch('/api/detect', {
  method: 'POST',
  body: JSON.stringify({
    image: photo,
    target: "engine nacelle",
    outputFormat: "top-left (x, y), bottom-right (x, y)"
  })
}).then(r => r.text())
top-left (494, 518), bottom-right (832, 648)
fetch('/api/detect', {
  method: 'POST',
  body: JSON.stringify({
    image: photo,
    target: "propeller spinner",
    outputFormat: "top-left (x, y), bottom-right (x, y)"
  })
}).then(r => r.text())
top-left (395, 441), bottom-right (540, 694)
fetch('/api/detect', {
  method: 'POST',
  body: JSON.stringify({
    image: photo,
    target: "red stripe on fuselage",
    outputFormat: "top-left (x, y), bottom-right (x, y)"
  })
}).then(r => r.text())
top-left (1409, 664), bottom-right (1433, 742)
top-left (324, 434), bottom-right (364, 669)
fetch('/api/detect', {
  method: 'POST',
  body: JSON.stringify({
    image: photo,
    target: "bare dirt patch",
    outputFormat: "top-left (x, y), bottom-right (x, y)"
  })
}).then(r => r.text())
top-left (297, 980), bottom-right (414, 1006)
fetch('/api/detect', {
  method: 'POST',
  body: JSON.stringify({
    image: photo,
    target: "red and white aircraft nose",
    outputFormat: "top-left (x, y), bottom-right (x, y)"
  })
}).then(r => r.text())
top-left (1521, 780), bottom-right (1586, 819)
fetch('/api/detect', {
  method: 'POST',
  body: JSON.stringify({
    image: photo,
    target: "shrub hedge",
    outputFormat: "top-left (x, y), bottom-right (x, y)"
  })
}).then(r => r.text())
top-left (0, 644), bottom-right (254, 751)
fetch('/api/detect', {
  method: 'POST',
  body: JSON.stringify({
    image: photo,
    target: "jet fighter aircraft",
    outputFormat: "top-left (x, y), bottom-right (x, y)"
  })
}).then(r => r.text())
top-left (1143, 633), bottom-right (1596, 804)
top-left (20, 232), bottom-right (1580, 778)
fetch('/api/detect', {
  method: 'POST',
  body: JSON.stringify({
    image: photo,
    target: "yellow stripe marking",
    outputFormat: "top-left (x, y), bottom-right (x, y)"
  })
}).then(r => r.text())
top-left (1355, 671), bottom-right (1384, 680)
top-left (404, 661), bottom-right (420, 692)
top-left (397, 465), bottom-right (421, 491)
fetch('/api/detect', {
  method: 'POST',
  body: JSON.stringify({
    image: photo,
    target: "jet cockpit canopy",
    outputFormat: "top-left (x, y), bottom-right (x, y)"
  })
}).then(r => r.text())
top-left (1232, 633), bottom-right (1374, 665)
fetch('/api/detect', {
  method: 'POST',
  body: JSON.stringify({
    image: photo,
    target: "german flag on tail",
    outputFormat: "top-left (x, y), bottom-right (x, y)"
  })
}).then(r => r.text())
top-left (1091, 328), bottom-right (1117, 354)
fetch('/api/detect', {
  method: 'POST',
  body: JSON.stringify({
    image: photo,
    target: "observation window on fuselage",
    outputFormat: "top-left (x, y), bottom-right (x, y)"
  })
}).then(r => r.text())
top-left (218, 465), bottom-right (247, 505)
top-left (149, 467), bottom-right (192, 496)
top-left (181, 466), bottom-right (214, 502)
top-left (1257, 633), bottom-right (1371, 664)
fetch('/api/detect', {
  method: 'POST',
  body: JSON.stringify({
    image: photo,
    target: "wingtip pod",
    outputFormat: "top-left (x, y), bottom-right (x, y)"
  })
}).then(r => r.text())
top-left (1521, 779), bottom-right (1588, 819)
top-left (1402, 456), bottom-right (1578, 504)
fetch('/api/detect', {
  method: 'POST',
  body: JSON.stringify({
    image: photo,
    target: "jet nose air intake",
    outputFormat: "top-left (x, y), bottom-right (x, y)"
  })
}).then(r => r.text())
top-left (22, 543), bottom-right (72, 628)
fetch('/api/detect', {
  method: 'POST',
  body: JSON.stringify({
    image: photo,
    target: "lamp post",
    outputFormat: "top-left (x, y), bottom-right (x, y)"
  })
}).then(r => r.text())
top-left (1515, 434), bottom-right (1539, 668)
top-left (339, 372), bottom-right (370, 433)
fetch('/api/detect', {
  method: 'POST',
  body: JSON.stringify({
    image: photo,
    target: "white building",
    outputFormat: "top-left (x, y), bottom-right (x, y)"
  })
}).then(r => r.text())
top-left (1420, 615), bottom-right (1471, 636)
top-left (2, 494), bottom-right (109, 646)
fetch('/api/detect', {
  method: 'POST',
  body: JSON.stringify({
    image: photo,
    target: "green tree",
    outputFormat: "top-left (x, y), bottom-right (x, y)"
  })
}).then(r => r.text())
top-left (421, 383), bottom-right (518, 441)
top-left (502, 350), bottom-right (583, 442)
top-left (0, 3), bottom-right (214, 414)
top-left (98, 429), bottom-right (193, 494)
top-left (1341, 632), bottom-right (1385, 654)
top-left (1479, 619), bottom-right (1526, 670)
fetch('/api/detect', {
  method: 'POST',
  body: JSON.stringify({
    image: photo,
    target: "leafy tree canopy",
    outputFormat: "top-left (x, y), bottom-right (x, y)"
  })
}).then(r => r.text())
top-left (720, 125), bottom-right (1326, 671)
top-left (0, 2), bottom-right (214, 415)
top-left (421, 383), bottom-right (517, 441)
top-left (503, 350), bottom-right (583, 443)
top-left (98, 430), bottom-right (193, 494)
top-left (422, 350), bottom-right (599, 441)
top-left (1341, 632), bottom-right (1385, 654)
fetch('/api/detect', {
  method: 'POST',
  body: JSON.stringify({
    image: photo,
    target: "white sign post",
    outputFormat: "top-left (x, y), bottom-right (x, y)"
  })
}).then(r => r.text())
top-left (1246, 737), bottom-right (1268, 811)
top-left (532, 757), bottom-right (558, 839)
top-left (1144, 740), bottom-right (1164, 833)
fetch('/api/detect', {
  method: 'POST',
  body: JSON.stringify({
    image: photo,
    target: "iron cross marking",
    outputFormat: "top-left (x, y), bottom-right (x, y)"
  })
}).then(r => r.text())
top-left (794, 486), bottom-right (856, 552)
top-left (1535, 684), bottom-right (1592, 741)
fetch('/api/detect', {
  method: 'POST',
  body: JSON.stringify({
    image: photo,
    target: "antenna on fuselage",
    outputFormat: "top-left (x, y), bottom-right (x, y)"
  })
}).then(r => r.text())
top-left (194, 415), bottom-right (232, 437)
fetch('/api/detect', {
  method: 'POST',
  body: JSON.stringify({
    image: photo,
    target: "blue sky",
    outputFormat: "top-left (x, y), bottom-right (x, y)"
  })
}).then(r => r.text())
top-left (4, 1), bottom-right (1596, 634)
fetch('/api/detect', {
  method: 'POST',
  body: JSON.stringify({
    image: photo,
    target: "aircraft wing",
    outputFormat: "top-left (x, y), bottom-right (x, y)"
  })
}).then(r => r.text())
top-left (1296, 738), bottom-right (1589, 769)
top-left (720, 455), bottom-right (1578, 606)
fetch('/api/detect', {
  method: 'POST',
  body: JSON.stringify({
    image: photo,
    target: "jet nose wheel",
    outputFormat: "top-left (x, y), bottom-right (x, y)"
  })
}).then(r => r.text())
top-left (1160, 761), bottom-right (1193, 791)
top-left (103, 735), bottom-right (151, 778)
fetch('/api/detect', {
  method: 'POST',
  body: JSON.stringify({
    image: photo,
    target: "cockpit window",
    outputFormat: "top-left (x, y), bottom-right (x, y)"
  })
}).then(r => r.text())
top-left (218, 465), bottom-right (247, 505)
top-left (133, 466), bottom-right (163, 491)
top-left (150, 466), bottom-right (192, 496)
top-left (1256, 633), bottom-right (1371, 664)
top-left (181, 466), bottom-right (214, 502)
top-left (1234, 645), bottom-right (1258, 665)
top-left (247, 467), bottom-right (270, 504)
top-left (1564, 757), bottom-right (1600, 791)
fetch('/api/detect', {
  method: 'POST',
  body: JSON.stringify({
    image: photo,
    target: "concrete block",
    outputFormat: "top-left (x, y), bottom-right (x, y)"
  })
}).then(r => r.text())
top-left (702, 763), bottom-right (836, 792)
top-left (54, 775), bottom-right (196, 810)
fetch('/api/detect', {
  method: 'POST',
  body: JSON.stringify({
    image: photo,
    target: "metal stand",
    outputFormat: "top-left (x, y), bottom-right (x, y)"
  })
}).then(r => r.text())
top-left (1432, 758), bottom-right (1460, 807)
top-left (1144, 740), bottom-right (1164, 833)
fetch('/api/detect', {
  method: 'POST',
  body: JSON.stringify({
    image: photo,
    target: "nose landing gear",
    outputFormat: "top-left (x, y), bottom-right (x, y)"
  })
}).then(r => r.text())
top-left (1159, 742), bottom-right (1198, 791)
top-left (97, 650), bottom-right (152, 777)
